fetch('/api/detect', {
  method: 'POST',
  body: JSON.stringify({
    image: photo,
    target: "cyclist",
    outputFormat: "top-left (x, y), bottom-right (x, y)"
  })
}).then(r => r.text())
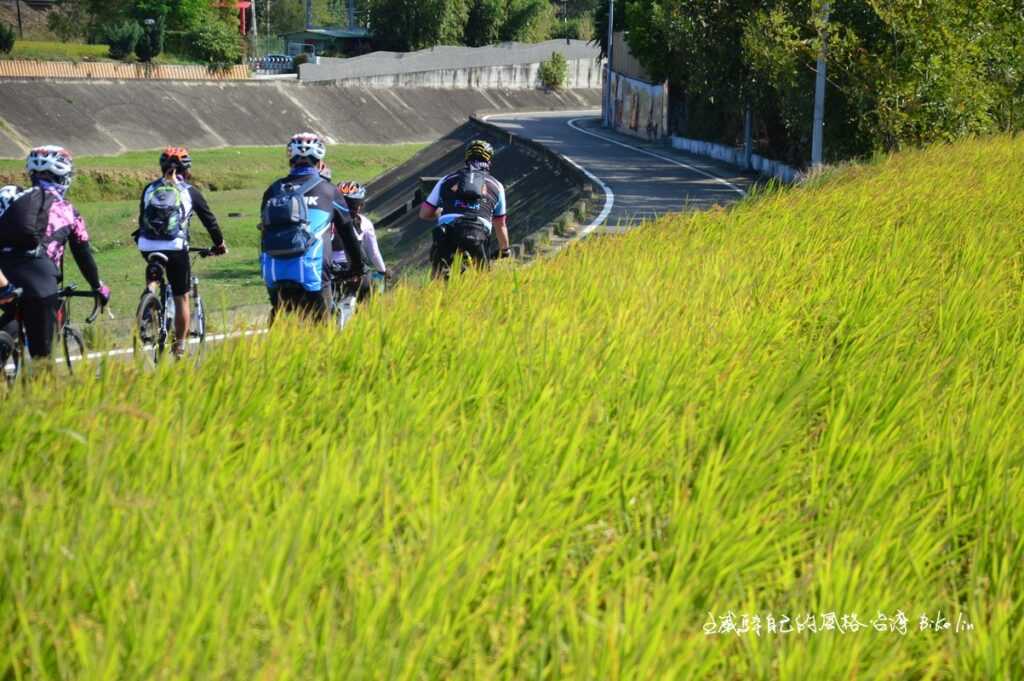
top-left (418, 139), bottom-right (511, 278)
top-left (135, 146), bottom-right (227, 357)
top-left (259, 132), bottom-right (364, 322)
top-left (333, 181), bottom-right (387, 301)
top-left (0, 146), bottom-right (110, 363)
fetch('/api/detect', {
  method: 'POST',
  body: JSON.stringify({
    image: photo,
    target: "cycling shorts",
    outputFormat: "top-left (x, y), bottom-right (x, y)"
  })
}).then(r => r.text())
top-left (0, 293), bottom-right (60, 359)
top-left (141, 250), bottom-right (191, 297)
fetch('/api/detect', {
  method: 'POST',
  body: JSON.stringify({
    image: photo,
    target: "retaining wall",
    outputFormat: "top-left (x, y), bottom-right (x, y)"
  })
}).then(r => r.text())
top-left (670, 135), bottom-right (801, 183)
top-left (301, 40), bottom-right (601, 89)
top-left (0, 81), bottom-right (600, 158)
top-left (303, 58), bottom-right (602, 90)
top-left (609, 71), bottom-right (668, 141)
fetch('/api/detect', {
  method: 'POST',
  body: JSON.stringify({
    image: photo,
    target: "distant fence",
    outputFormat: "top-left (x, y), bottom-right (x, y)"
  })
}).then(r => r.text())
top-left (248, 54), bottom-right (294, 75)
top-left (0, 60), bottom-right (249, 80)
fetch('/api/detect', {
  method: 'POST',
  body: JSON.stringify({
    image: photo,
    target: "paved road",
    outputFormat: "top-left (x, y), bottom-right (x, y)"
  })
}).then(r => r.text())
top-left (485, 110), bottom-right (754, 232)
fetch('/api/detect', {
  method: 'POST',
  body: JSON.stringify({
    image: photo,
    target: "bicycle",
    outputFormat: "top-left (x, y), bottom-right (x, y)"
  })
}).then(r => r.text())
top-left (2, 284), bottom-right (104, 383)
top-left (135, 247), bottom-right (213, 363)
top-left (328, 264), bottom-right (361, 329)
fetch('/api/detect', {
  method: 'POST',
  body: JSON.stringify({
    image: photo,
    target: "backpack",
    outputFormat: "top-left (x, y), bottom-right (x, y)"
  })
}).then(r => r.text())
top-left (260, 175), bottom-right (323, 258)
top-left (455, 168), bottom-right (487, 201)
top-left (0, 185), bottom-right (55, 251)
top-left (140, 182), bottom-right (186, 239)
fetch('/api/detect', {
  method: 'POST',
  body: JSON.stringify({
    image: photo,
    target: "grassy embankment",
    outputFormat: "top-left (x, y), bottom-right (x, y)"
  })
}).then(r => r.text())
top-left (1, 40), bottom-right (201, 64)
top-left (0, 144), bottom-right (424, 322)
top-left (2, 135), bottom-right (1022, 679)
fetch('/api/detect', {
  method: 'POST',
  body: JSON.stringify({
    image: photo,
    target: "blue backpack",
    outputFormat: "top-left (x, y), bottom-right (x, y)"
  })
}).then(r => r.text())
top-left (260, 175), bottom-right (327, 291)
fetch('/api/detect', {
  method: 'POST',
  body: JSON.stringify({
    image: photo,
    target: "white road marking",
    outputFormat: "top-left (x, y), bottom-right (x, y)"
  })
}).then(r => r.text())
top-left (58, 328), bottom-right (269, 364)
top-left (565, 118), bottom-right (747, 196)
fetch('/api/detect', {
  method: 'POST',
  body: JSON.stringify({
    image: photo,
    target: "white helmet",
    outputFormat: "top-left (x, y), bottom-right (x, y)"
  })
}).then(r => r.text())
top-left (26, 145), bottom-right (74, 184)
top-left (287, 132), bottom-right (326, 164)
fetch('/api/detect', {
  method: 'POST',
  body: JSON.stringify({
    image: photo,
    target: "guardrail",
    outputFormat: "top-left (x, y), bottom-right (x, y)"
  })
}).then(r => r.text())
top-left (248, 55), bottom-right (294, 75)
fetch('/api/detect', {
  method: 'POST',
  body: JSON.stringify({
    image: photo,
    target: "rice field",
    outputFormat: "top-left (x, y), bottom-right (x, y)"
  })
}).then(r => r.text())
top-left (1, 135), bottom-right (1022, 679)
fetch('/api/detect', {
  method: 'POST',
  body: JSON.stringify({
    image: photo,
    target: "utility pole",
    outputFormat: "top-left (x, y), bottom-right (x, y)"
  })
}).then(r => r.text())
top-left (811, 2), bottom-right (829, 167)
top-left (15, 0), bottom-right (24, 38)
top-left (305, 0), bottom-right (313, 30)
top-left (604, 0), bottom-right (615, 127)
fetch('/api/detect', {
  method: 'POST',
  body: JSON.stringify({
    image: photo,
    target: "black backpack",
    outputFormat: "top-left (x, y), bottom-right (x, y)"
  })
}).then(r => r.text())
top-left (455, 168), bottom-right (487, 201)
top-left (0, 185), bottom-right (55, 251)
top-left (261, 175), bottom-right (323, 258)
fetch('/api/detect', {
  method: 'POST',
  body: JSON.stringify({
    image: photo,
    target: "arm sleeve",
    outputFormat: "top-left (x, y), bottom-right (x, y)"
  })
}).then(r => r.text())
top-left (361, 219), bottom-right (386, 273)
top-left (332, 199), bottom-right (364, 274)
top-left (189, 187), bottom-right (225, 246)
top-left (424, 179), bottom-right (443, 208)
top-left (69, 211), bottom-right (102, 290)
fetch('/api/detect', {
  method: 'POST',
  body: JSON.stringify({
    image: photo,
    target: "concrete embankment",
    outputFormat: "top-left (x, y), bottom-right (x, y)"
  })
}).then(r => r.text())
top-left (0, 82), bottom-right (600, 157)
top-left (301, 40), bottom-right (602, 90)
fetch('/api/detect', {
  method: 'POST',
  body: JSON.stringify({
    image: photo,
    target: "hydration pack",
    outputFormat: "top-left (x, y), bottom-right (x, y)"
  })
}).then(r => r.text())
top-left (260, 175), bottom-right (323, 258)
top-left (454, 168), bottom-right (487, 201)
top-left (140, 183), bottom-right (186, 239)
top-left (0, 185), bottom-right (54, 252)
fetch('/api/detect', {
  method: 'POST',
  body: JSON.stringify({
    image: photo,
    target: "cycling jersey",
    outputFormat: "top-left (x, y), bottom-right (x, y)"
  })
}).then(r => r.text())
top-left (137, 178), bottom-right (224, 252)
top-left (0, 181), bottom-right (101, 296)
top-left (424, 166), bottom-right (507, 233)
top-left (332, 214), bottom-right (386, 273)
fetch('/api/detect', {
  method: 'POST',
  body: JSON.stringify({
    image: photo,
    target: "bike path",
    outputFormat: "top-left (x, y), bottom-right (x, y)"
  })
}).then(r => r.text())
top-left (484, 111), bottom-right (755, 232)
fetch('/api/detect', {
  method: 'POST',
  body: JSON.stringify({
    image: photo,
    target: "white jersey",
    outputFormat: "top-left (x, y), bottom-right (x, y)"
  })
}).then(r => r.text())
top-left (332, 214), bottom-right (386, 272)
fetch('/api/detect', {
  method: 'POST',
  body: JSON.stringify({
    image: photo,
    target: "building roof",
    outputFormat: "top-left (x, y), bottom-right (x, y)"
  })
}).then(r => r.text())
top-left (280, 27), bottom-right (370, 41)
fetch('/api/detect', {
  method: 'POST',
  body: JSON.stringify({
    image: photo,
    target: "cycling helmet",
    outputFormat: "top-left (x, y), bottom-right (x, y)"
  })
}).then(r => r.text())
top-left (287, 132), bottom-right (326, 164)
top-left (159, 146), bottom-right (192, 174)
top-left (465, 139), bottom-right (494, 164)
top-left (26, 145), bottom-right (74, 186)
top-left (338, 181), bottom-right (366, 213)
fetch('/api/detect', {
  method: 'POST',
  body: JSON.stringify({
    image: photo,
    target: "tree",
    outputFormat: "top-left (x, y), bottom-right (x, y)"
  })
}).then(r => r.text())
top-left (0, 22), bottom-right (15, 54)
top-left (103, 19), bottom-right (142, 59)
top-left (465, 0), bottom-right (507, 47)
top-left (501, 0), bottom-right (555, 42)
top-left (367, 0), bottom-right (469, 51)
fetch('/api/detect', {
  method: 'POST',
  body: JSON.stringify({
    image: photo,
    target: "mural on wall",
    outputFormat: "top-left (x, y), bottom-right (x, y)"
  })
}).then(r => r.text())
top-left (610, 72), bottom-right (669, 141)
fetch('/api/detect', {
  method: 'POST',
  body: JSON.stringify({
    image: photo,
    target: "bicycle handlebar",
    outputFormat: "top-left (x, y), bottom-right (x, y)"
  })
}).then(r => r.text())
top-left (58, 285), bottom-right (105, 324)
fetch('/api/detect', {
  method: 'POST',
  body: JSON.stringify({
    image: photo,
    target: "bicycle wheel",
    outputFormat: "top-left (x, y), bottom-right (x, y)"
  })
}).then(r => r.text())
top-left (135, 292), bottom-right (163, 364)
top-left (0, 330), bottom-right (19, 385)
top-left (62, 325), bottom-right (86, 373)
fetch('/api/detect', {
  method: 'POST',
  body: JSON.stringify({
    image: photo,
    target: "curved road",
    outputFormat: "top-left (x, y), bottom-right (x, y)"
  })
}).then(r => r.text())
top-left (485, 110), bottom-right (754, 233)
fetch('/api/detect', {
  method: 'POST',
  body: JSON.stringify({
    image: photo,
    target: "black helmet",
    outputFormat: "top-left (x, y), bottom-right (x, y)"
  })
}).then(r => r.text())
top-left (465, 139), bottom-right (494, 164)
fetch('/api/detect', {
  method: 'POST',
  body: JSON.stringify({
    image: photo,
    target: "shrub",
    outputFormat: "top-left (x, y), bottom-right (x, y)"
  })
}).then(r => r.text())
top-left (0, 22), bottom-right (15, 55)
top-left (135, 15), bottom-right (165, 62)
top-left (103, 20), bottom-right (142, 60)
top-left (186, 20), bottom-right (243, 69)
top-left (538, 51), bottom-right (568, 90)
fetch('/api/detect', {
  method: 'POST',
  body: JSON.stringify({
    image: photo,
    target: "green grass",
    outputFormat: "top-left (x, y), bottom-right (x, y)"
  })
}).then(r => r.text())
top-left (0, 144), bottom-right (425, 322)
top-left (2, 134), bottom-right (1023, 679)
top-left (3, 40), bottom-right (109, 61)
top-left (1, 40), bottom-right (201, 64)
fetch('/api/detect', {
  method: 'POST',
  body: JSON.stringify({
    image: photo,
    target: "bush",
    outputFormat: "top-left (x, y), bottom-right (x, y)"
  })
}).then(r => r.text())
top-left (135, 15), bottom-right (166, 62)
top-left (0, 22), bottom-right (15, 55)
top-left (538, 51), bottom-right (568, 90)
top-left (103, 20), bottom-right (142, 60)
top-left (186, 20), bottom-right (243, 69)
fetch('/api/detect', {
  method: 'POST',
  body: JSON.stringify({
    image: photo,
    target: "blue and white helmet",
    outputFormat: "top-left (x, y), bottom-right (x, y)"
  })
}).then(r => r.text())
top-left (287, 132), bottom-right (326, 164)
